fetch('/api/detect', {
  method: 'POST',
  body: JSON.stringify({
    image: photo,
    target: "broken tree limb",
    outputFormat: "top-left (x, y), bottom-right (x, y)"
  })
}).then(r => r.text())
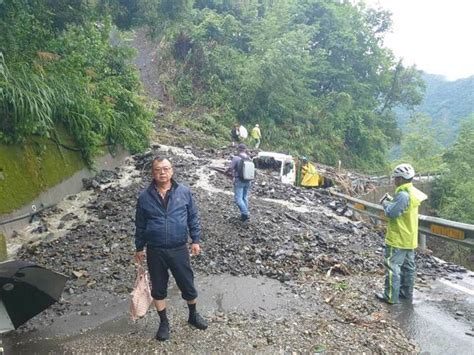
top-left (210, 166), bottom-right (233, 178)
top-left (284, 212), bottom-right (327, 244)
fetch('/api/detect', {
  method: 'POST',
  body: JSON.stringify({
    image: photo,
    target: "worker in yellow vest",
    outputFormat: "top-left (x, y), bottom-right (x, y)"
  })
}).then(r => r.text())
top-left (251, 124), bottom-right (261, 149)
top-left (376, 163), bottom-right (427, 304)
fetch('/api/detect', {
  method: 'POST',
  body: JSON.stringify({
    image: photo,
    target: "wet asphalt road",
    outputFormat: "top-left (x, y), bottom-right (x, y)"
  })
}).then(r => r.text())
top-left (1, 272), bottom-right (473, 354)
top-left (393, 273), bottom-right (474, 354)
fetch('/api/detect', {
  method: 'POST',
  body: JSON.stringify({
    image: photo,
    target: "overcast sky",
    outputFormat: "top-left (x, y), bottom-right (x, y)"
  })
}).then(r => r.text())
top-left (363, 0), bottom-right (474, 80)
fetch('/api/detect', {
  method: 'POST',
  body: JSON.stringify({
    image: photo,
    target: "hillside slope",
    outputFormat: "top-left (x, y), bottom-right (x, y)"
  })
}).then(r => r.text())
top-left (396, 73), bottom-right (474, 144)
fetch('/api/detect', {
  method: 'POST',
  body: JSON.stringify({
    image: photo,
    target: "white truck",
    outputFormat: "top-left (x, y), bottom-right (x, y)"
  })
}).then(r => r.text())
top-left (253, 151), bottom-right (296, 184)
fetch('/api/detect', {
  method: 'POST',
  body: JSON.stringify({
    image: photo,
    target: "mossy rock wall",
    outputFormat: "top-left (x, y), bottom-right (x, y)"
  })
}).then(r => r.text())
top-left (0, 134), bottom-right (85, 214)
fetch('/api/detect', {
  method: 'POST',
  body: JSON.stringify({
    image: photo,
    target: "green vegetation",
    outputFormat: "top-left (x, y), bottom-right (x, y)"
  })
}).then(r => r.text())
top-left (135, 0), bottom-right (423, 171)
top-left (0, 0), bottom-right (425, 171)
top-left (395, 74), bottom-right (474, 147)
top-left (312, 344), bottom-right (327, 353)
top-left (332, 280), bottom-right (348, 292)
top-left (392, 67), bottom-right (473, 225)
top-left (431, 116), bottom-right (474, 223)
top-left (393, 113), bottom-right (474, 224)
top-left (395, 113), bottom-right (445, 173)
top-left (0, 0), bottom-right (153, 165)
top-left (0, 233), bottom-right (7, 261)
top-left (0, 129), bottom-right (85, 213)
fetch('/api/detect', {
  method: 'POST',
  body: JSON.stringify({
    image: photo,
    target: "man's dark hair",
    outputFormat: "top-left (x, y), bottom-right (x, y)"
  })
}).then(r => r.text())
top-left (152, 156), bottom-right (172, 167)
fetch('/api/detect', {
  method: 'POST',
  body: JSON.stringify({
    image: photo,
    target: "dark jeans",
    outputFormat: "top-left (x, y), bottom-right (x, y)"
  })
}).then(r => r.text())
top-left (146, 244), bottom-right (197, 301)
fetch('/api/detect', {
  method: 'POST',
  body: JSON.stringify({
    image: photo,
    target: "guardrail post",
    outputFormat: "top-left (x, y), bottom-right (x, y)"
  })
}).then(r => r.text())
top-left (418, 233), bottom-right (427, 251)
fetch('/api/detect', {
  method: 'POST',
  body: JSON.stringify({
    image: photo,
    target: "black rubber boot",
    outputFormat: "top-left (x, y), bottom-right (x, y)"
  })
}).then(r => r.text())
top-left (156, 309), bottom-right (170, 341)
top-left (188, 312), bottom-right (208, 330)
top-left (188, 303), bottom-right (208, 330)
top-left (155, 321), bottom-right (170, 341)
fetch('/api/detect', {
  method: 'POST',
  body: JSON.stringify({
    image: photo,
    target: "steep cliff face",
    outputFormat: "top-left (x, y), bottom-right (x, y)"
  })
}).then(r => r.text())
top-left (0, 132), bottom-right (85, 214)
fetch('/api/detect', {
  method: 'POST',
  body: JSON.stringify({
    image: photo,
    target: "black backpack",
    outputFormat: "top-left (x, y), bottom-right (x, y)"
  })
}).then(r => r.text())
top-left (237, 156), bottom-right (255, 181)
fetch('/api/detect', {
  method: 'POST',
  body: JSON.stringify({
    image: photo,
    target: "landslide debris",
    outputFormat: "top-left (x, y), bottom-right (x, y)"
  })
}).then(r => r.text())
top-left (12, 145), bottom-right (466, 353)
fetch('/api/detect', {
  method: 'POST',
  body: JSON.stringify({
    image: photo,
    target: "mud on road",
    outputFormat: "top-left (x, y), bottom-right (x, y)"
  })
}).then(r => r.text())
top-left (2, 144), bottom-right (471, 353)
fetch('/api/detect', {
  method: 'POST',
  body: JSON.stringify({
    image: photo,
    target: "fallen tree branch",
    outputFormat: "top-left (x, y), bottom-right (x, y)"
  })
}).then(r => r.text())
top-left (284, 212), bottom-right (327, 244)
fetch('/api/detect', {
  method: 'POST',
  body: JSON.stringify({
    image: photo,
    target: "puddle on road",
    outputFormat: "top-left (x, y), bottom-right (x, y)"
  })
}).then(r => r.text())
top-left (0, 290), bottom-right (128, 355)
top-left (394, 273), bottom-right (474, 355)
top-left (0, 274), bottom-right (301, 354)
top-left (187, 274), bottom-right (297, 314)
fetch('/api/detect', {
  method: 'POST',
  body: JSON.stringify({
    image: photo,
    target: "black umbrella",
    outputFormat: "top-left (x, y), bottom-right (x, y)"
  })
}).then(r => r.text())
top-left (0, 260), bottom-right (68, 332)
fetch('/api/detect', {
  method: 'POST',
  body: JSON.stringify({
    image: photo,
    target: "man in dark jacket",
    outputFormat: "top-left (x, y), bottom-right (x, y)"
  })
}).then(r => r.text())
top-left (134, 157), bottom-right (207, 341)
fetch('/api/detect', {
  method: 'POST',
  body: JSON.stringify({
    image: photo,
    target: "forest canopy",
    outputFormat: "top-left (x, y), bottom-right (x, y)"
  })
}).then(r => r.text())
top-left (431, 115), bottom-right (474, 224)
top-left (0, 0), bottom-right (425, 170)
top-left (132, 0), bottom-right (424, 170)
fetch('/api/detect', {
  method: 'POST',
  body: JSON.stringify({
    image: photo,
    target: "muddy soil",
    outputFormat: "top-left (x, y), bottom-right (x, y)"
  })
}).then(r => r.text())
top-left (2, 143), bottom-right (469, 353)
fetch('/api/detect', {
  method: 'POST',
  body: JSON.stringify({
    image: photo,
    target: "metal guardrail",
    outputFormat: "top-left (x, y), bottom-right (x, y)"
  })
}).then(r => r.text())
top-left (329, 189), bottom-right (474, 249)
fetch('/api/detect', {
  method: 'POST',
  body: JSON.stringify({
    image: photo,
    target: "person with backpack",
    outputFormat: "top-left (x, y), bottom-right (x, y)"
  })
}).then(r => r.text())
top-left (227, 143), bottom-right (254, 222)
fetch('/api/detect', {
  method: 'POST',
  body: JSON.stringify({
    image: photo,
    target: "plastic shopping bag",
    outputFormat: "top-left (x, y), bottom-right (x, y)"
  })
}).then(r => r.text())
top-left (130, 264), bottom-right (153, 321)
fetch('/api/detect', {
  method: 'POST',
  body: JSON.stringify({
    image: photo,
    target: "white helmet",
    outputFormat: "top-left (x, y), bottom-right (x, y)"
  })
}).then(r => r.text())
top-left (392, 163), bottom-right (415, 179)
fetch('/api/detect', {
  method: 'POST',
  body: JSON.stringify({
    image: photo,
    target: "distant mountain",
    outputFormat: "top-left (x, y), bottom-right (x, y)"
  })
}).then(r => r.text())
top-left (396, 73), bottom-right (474, 145)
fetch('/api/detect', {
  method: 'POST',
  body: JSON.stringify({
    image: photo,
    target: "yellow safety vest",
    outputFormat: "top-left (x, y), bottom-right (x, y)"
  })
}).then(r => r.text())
top-left (300, 163), bottom-right (321, 187)
top-left (251, 127), bottom-right (261, 139)
top-left (385, 183), bottom-right (421, 249)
